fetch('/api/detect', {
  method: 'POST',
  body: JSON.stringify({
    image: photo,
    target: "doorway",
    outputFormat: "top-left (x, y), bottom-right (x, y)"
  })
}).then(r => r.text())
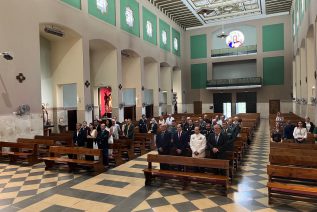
top-left (236, 92), bottom-right (257, 113)
top-left (193, 101), bottom-right (202, 114)
top-left (145, 104), bottom-right (153, 118)
top-left (67, 110), bottom-right (77, 131)
top-left (124, 106), bottom-right (136, 121)
top-left (269, 100), bottom-right (280, 114)
top-left (213, 93), bottom-right (232, 113)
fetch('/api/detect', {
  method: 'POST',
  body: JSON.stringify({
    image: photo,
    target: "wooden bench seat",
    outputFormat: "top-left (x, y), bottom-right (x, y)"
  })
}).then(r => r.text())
top-left (17, 138), bottom-right (55, 157)
top-left (41, 146), bottom-right (104, 172)
top-left (34, 135), bottom-right (73, 146)
top-left (144, 154), bottom-right (230, 195)
top-left (267, 164), bottom-right (317, 203)
top-left (0, 141), bottom-right (38, 165)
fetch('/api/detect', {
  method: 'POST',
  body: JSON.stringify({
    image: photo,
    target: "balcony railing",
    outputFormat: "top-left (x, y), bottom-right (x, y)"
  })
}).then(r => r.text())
top-left (211, 45), bottom-right (257, 57)
top-left (206, 77), bottom-right (262, 90)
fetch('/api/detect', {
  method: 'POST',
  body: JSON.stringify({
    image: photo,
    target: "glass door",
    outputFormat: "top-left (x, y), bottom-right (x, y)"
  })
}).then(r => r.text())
top-left (236, 102), bottom-right (246, 114)
top-left (223, 103), bottom-right (232, 119)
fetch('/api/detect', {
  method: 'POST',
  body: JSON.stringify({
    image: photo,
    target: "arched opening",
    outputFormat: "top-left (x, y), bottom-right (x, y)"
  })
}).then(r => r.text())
top-left (144, 57), bottom-right (159, 118)
top-left (172, 66), bottom-right (182, 114)
top-left (40, 23), bottom-right (83, 133)
top-left (121, 49), bottom-right (141, 121)
top-left (160, 62), bottom-right (172, 115)
top-left (89, 39), bottom-right (117, 120)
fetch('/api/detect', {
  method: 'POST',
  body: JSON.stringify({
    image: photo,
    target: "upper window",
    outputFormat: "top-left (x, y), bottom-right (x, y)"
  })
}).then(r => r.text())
top-left (96, 0), bottom-right (108, 14)
top-left (226, 31), bottom-right (245, 48)
top-left (162, 30), bottom-right (167, 45)
top-left (125, 7), bottom-right (134, 27)
top-left (146, 21), bottom-right (153, 37)
top-left (173, 38), bottom-right (178, 51)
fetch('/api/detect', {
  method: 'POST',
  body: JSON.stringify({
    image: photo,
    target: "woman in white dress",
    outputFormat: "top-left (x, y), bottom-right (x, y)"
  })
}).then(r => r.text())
top-left (105, 119), bottom-right (114, 157)
top-left (87, 123), bottom-right (98, 160)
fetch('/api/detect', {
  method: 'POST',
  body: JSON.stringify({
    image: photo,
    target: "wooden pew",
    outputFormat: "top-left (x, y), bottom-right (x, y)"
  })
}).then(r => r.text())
top-left (34, 135), bottom-right (73, 146)
top-left (41, 146), bottom-right (105, 173)
top-left (143, 154), bottom-right (230, 195)
top-left (17, 138), bottom-right (55, 157)
top-left (268, 147), bottom-right (317, 204)
top-left (270, 142), bottom-right (317, 150)
top-left (0, 141), bottom-right (38, 165)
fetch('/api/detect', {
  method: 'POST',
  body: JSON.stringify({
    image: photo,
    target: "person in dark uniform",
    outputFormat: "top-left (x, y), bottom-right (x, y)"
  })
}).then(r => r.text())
top-left (138, 114), bottom-right (148, 133)
top-left (156, 124), bottom-right (172, 170)
top-left (201, 123), bottom-right (213, 140)
top-left (96, 123), bottom-right (109, 166)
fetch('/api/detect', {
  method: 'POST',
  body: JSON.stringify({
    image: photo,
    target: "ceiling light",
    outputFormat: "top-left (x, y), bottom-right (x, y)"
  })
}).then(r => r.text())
top-left (197, 8), bottom-right (215, 16)
top-left (1, 52), bottom-right (13, 60)
top-left (44, 26), bottom-right (64, 37)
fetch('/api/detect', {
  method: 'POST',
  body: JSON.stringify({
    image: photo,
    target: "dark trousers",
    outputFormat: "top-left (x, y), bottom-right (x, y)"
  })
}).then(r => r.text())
top-left (85, 140), bottom-right (94, 161)
top-left (158, 152), bottom-right (169, 170)
top-left (98, 143), bottom-right (108, 166)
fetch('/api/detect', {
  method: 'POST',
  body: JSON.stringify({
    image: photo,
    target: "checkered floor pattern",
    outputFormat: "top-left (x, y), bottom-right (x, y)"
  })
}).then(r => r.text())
top-left (0, 162), bottom-right (81, 210)
top-left (1, 119), bottom-right (317, 211)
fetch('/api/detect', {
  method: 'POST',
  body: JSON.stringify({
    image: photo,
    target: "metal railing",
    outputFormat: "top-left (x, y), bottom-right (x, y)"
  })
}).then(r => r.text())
top-left (206, 77), bottom-right (262, 87)
top-left (211, 45), bottom-right (257, 57)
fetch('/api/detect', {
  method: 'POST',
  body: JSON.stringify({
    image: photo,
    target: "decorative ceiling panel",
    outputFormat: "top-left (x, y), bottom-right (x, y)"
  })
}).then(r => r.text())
top-left (148, 0), bottom-right (294, 30)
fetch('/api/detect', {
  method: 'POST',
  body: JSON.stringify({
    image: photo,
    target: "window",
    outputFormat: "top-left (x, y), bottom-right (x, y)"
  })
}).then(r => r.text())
top-left (96, 0), bottom-right (108, 14)
top-left (162, 30), bottom-right (167, 45)
top-left (125, 7), bottom-right (134, 27)
top-left (173, 38), bottom-right (178, 51)
top-left (146, 20), bottom-right (153, 37)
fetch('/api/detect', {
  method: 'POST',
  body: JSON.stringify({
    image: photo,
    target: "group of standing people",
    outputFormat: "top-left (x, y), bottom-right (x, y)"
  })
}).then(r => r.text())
top-left (271, 112), bottom-right (316, 143)
top-left (151, 114), bottom-right (241, 172)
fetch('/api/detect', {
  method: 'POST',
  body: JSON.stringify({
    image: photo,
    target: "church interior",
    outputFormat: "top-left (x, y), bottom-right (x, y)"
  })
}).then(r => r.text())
top-left (0, 0), bottom-right (317, 211)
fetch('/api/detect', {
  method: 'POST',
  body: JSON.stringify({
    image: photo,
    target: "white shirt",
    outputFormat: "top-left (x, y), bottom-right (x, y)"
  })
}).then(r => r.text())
top-left (293, 127), bottom-right (307, 139)
top-left (165, 117), bottom-right (174, 126)
top-left (190, 133), bottom-right (206, 158)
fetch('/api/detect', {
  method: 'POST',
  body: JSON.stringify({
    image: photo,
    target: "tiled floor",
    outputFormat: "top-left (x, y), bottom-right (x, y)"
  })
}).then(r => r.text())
top-left (1, 119), bottom-right (317, 212)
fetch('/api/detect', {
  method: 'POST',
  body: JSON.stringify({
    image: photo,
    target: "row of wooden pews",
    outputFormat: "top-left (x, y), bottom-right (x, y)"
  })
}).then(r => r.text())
top-left (267, 142), bottom-right (317, 203)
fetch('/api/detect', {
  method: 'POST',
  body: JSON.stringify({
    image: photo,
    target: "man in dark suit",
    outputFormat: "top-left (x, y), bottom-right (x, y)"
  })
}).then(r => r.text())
top-left (207, 124), bottom-right (228, 159)
top-left (96, 123), bottom-right (109, 166)
top-left (73, 123), bottom-right (86, 147)
top-left (222, 122), bottom-right (235, 151)
top-left (172, 124), bottom-right (188, 156)
top-left (138, 115), bottom-right (148, 133)
top-left (124, 119), bottom-right (135, 139)
top-left (156, 124), bottom-right (172, 170)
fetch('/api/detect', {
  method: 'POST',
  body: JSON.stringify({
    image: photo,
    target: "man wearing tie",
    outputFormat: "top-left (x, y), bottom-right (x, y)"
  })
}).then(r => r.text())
top-left (156, 124), bottom-right (172, 170)
top-left (138, 115), bottom-right (148, 133)
top-left (207, 124), bottom-right (228, 159)
top-left (172, 124), bottom-right (188, 156)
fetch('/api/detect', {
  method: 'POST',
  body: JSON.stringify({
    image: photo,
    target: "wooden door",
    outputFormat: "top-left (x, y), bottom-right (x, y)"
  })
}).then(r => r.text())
top-left (193, 101), bottom-right (202, 114)
top-left (67, 110), bottom-right (77, 131)
top-left (145, 104), bottom-right (153, 118)
top-left (124, 106), bottom-right (136, 121)
top-left (269, 100), bottom-right (280, 114)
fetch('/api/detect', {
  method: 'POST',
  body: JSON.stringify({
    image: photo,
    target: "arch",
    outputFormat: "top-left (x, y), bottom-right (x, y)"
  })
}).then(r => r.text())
top-left (89, 39), bottom-right (118, 119)
top-left (39, 23), bottom-right (81, 41)
top-left (39, 22), bottom-right (84, 131)
top-left (160, 62), bottom-right (171, 67)
top-left (121, 49), bottom-right (140, 58)
top-left (144, 56), bottom-right (158, 64)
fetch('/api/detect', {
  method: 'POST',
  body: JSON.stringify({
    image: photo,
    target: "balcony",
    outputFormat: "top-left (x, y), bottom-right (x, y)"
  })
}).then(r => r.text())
top-left (206, 77), bottom-right (262, 90)
top-left (211, 45), bottom-right (257, 58)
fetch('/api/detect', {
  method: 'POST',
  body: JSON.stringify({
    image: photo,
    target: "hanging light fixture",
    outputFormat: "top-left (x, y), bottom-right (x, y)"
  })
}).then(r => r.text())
top-left (217, 1), bottom-right (228, 39)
